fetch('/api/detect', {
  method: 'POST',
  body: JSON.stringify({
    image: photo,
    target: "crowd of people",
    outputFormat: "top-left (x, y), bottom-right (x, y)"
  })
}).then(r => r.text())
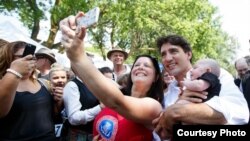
top-left (0, 11), bottom-right (249, 141)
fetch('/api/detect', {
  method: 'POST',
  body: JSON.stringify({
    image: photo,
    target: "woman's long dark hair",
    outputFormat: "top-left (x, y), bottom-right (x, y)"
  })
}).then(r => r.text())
top-left (121, 55), bottom-right (164, 106)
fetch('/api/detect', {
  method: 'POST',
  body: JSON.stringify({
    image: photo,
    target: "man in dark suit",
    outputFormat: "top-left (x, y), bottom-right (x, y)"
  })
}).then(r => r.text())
top-left (235, 56), bottom-right (250, 125)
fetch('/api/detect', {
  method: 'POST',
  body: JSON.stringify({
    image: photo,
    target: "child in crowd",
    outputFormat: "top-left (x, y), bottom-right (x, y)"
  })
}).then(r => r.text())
top-left (178, 58), bottom-right (221, 104)
top-left (98, 67), bottom-right (113, 80)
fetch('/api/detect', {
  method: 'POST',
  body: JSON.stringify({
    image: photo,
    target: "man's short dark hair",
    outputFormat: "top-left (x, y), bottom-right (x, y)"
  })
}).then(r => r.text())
top-left (98, 67), bottom-right (113, 74)
top-left (156, 34), bottom-right (192, 53)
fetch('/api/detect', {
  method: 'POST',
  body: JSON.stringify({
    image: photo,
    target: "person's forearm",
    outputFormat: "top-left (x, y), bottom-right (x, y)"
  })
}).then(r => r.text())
top-left (184, 80), bottom-right (209, 92)
top-left (68, 105), bottom-right (102, 125)
top-left (0, 73), bottom-right (20, 117)
top-left (169, 103), bottom-right (227, 124)
top-left (54, 100), bottom-right (63, 115)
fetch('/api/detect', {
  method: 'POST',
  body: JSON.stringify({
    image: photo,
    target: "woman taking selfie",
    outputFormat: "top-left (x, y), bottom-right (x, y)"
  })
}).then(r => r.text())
top-left (60, 12), bottom-right (164, 141)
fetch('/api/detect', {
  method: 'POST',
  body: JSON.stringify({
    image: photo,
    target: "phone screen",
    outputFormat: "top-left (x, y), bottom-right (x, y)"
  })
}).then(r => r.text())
top-left (22, 44), bottom-right (36, 57)
top-left (77, 7), bottom-right (100, 28)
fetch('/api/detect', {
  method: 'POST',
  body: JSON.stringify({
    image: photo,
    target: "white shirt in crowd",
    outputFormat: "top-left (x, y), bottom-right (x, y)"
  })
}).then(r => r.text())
top-left (63, 77), bottom-right (101, 125)
top-left (112, 64), bottom-right (131, 81)
top-left (206, 68), bottom-right (249, 124)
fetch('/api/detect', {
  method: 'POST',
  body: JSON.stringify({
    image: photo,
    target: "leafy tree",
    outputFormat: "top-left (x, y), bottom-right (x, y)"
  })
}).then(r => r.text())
top-left (0, 0), bottom-right (46, 41)
top-left (0, 0), bottom-right (238, 73)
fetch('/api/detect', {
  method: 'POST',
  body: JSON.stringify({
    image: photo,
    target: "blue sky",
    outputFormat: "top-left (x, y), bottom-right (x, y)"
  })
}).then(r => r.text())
top-left (210, 0), bottom-right (250, 59)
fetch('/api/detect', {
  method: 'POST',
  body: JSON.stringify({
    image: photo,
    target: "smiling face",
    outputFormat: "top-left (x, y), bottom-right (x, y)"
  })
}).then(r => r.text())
top-left (50, 70), bottom-right (67, 87)
top-left (160, 43), bottom-right (192, 81)
top-left (162, 69), bottom-right (174, 85)
top-left (131, 56), bottom-right (156, 97)
top-left (110, 52), bottom-right (125, 65)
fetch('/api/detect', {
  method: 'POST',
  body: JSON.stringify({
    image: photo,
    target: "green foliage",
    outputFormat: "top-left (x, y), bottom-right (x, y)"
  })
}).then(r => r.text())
top-left (0, 0), bottom-right (238, 74)
top-left (50, 0), bottom-right (88, 24)
top-left (0, 0), bottom-right (45, 29)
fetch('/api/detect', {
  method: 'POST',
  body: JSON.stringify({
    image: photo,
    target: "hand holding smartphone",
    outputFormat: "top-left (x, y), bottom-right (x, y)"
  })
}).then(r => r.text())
top-left (22, 44), bottom-right (36, 57)
top-left (76, 7), bottom-right (100, 28)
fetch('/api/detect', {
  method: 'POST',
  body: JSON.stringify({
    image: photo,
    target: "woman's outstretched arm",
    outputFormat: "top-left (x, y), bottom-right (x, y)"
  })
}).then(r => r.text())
top-left (60, 12), bottom-right (162, 126)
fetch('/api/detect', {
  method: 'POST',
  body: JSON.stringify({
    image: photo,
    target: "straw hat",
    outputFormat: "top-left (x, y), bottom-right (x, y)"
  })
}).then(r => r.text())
top-left (35, 48), bottom-right (56, 63)
top-left (107, 47), bottom-right (128, 60)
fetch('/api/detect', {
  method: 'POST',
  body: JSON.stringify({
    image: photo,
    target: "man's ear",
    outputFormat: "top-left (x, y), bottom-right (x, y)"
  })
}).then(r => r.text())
top-left (187, 51), bottom-right (192, 61)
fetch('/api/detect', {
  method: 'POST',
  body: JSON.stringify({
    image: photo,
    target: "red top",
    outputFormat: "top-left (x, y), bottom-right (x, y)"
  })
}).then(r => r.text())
top-left (93, 107), bottom-right (153, 141)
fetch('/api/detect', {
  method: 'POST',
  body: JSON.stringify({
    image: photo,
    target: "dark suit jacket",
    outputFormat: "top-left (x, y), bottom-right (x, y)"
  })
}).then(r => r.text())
top-left (234, 77), bottom-right (250, 125)
top-left (241, 77), bottom-right (250, 125)
top-left (234, 78), bottom-right (241, 88)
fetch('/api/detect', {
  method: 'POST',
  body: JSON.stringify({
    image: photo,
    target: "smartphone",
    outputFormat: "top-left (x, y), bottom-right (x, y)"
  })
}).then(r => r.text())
top-left (22, 44), bottom-right (36, 57)
top-left (76, 7), bottom-right (100, 28)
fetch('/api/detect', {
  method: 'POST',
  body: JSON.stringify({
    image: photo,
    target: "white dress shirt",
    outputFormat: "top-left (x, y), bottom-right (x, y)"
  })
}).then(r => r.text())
top-left (113, 64), bottom-right (131, 81)
top-left (63, 77), bottom-right (101, 125)
top-left (205, 68), bottom-right (249, 124)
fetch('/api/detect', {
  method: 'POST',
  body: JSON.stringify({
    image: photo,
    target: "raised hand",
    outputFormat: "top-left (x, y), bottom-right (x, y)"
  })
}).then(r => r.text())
top-left (10, 55), bottom-right (36, 78)
top-left (93, 134), bottom-right (104, 141)
top-left (60, 12), bottom-right (87, 62)
top-left (153, 109), bottom-right (173, 140)
top-left (52, 86), bottom-right (64, 102)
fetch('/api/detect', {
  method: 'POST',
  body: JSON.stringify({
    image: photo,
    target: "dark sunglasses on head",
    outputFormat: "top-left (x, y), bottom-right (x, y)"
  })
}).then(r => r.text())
top-left (36, 56), bottom-right (45, 59)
